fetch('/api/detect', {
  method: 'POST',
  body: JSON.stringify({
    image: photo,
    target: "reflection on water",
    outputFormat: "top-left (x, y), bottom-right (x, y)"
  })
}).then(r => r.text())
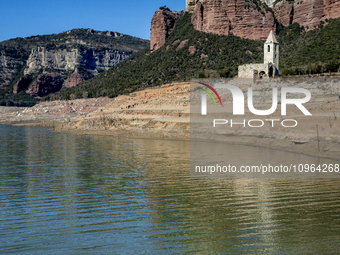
top-left (191, 141), bottom-right (340, 178)
top-left (0, 125), bottom-right (340, 254)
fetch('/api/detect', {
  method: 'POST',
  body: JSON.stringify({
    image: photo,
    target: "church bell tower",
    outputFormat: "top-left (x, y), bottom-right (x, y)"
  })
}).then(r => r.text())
top-left (264, 31), bottom-right (279, 70)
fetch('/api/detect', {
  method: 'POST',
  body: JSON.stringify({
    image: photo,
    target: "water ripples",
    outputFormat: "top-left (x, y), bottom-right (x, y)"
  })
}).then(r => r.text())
top-left (1, 125), bottom-right (340, 254)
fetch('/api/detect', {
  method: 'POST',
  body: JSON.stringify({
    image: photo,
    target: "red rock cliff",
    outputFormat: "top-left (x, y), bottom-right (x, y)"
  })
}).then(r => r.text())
top-left (150, 0), bottom-right (340, 50)
top-left (150, 8), bottom-right (183, 52)
top-left (323, 0), bottom-right (340, 20)
top-left (26, 73), bottom-right (64, 98)
top-left (273, 0), bottom-right (340, 29)
top-left (191, 0), bottom-right (276, 41)
top-left (63, 73), bottom-right (85, 88)
top-left (13, 75), bottom-right (33, 94)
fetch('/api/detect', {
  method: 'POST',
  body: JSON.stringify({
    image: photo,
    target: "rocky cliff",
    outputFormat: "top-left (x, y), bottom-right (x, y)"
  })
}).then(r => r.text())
top-left (0, 51), bottom-right (27, 87)
top-left (0, 28), bottom-right (149, 104)
top-left (273, 0), bottom-right (340, 29)
top-left (150, 8), bottom-right (184, 52)
top-left (151, 1), bottom-right (275, 51)
top-left (24, 47), bottom-right (132, 76)
top-left (26, 73), bottom-right (64, 98)
top-left (150, 0), bottom-right (340, 53)
top-left (323, 0), bottom-right (340, 20)
top-left (192, 0), bottom-right (276, 40)
top-left (63, 73), bottom-right (85, 88)
top-left (185, 0), bottom-right (201, 12)
top-left (13, 75), bottom-right (32, 94)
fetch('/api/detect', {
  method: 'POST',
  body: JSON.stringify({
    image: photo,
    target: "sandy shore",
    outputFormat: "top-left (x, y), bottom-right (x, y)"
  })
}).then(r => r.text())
top-left (0, 83), bottom-right (191, 140)
top-left (1, 80), bottom-right (339, 160)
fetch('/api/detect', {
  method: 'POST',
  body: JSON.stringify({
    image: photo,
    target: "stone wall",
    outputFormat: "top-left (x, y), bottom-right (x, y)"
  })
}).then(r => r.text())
top-left (238, 63), bottom-right (269, 78)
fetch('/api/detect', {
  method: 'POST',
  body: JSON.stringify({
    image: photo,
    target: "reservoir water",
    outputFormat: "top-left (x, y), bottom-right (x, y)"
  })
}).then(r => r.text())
top-left (0, 125), bottom-right (340, 254)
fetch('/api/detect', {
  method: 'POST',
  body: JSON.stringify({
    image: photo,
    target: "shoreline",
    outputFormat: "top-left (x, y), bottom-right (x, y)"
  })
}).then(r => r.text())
top-left (1, 81), bottom-right (340, 161)
top-left (3, 118), bottom-right (340, 162)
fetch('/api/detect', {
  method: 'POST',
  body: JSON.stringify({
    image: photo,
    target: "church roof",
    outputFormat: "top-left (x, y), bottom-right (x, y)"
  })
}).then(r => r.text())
top-left (265, 31), bottom-right (278, 44)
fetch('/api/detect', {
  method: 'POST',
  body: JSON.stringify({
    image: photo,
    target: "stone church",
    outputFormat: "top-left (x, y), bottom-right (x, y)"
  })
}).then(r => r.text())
top-left (238, 31), bottom-right (279, 78)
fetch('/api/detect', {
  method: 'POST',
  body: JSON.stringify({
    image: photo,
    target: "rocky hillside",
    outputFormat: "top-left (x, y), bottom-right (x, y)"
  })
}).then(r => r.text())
top-left (151, 0), bottom-right (340, 52)
top-left (150, 8), bottom-right (184, 52)
top-left (45, 12), bottom-right (340, 102)
top-left (273, 0), bottom-right (340, 28)
top-left (278, 19), bottom-right (340, 74)
top-left (150, 0), bottom-right (277, 51)
top-left (0, 29), bottom-right (149, 106)
top-left (42, 13), bottom-right (265, 101)
top-left (191, 0), bottom-right (276, 40)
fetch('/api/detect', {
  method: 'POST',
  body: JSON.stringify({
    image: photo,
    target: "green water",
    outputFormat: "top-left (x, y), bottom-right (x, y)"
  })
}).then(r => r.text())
top-left (0, 125), bottom-right (340, 254)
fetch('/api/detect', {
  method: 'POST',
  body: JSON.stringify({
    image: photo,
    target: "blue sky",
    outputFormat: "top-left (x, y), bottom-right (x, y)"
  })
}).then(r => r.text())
top-left (0, 0), bottom-right (185, 42)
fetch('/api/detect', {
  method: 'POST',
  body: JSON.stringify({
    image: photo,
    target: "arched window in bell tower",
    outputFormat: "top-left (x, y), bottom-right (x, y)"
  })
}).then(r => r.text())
top-left (275, 45), bottom-right (277, 52)
top-left (268, 45), bottom-right (270, 52)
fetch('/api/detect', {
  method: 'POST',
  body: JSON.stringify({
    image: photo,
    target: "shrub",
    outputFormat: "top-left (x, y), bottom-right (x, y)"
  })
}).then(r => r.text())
top-left (198, 71), bottom-right (207, 78)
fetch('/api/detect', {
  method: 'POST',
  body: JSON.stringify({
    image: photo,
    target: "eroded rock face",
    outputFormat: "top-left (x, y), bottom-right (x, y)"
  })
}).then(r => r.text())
top-left (13, 75), bottom-right (32, 94)
top-left (0, 52), bottom-right (26, 87)
top-left (176, 40), bottom-right (189, 51)
top-left (24, 47), bottom-right (132, 76)
top-left (185, 0), bottom-right (200, 12)
top-left (0, 28), bottom-right (149, 102)
top-left (26, 73), bottom-right (64, 98)
top-left (273, 0), bottom-right (340, 29)
top-left (63, 73), bottom-right (85, 88)
top-left (13, 46), bottom-right (132, 97)
top-left (272, 1), bottom-right (294, 27)
top-left (191, 0), bottom-right (276, 41)
top-left (150, 8), bottom-right (183, 52)
top-left (323, 0), bottom-right (340, 20)
top-left (189, 46), bottom-right (196, 54)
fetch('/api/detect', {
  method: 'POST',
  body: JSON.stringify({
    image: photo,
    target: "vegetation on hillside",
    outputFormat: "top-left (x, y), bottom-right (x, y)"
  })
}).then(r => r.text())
top-left (0, 29), bottom-right (149, 106)
top-left (0, 28), bottom-right (149, 52)
top-left (278, 19), bottom-right (340, 75)
top-left (0, 63), bottom-right (39, 107)
top-left (4, 12), bottom-right (340, 104)
top-left (44, 13), bottom-right (264, 100)
top-left (0, 90), bottom-right (39, 107)
top-left (47, 13), bottom-right (340, 101)
top-left (43, 14), bottom-right (340, 101)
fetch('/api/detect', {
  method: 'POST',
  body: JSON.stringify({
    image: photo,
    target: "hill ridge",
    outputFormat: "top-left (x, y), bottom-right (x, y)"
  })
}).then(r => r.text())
top-left (0, 28), bottom-right (149, 106)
